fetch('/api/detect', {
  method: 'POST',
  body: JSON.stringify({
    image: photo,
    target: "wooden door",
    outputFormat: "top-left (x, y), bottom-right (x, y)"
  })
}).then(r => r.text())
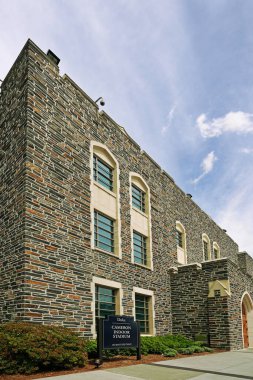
top-left (242, 303), bottom-right (249, 348)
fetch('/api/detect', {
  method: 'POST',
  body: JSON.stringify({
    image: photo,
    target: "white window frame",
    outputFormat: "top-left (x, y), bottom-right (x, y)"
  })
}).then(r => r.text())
top-left (202, 233), bottom-right (211, 261)
top-left (91, 276), bottom-right (123, 338)
top-left (176, 221), bottom-right (187, 264)
top-left (130, 173), bottom-right (153, 270)
top-left (132, 287), bottom-right (155, 336)
top-left (213, 242), bottom-right (221, 259)
top-left (90, 141), bottom-right (121, 258)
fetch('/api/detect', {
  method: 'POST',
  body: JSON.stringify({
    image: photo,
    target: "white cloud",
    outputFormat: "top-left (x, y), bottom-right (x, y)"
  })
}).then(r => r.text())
top-left (196, 112), bottom-right (253, 138)
top-left (161, 103), bottom-right (177, 135)
top-left (240, 147), bottom-right (253, 154)
top-left (217, 185), bottom-right (253, 256)
top-left (192, 151), bottom-right (218, 184)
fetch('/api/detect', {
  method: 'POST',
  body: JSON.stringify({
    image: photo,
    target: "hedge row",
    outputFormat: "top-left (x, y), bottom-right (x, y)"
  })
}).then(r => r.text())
top-left (86, 334), bottom-right (213, 357)
top-left (0, 323), bottom-right (213, 374)
top-left (0, 323), bottom-right (87, 374)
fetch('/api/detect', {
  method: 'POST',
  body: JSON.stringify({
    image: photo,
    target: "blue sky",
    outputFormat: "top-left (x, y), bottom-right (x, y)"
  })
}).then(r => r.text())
top-left (1, 0), bottom-right (253, 256)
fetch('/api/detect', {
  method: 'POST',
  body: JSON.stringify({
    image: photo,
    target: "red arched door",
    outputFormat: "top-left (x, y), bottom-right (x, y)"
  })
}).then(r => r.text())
top-left (242, 303), bottom-right (249, 348)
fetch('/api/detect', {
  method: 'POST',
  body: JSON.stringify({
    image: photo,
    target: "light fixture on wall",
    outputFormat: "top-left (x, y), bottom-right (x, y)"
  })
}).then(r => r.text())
top-left (95, 97), bottom-right (105, 107)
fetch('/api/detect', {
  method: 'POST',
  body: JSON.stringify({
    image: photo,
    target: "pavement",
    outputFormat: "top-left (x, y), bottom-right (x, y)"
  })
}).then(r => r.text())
top-left (37, 349), bottom-right (253, 380)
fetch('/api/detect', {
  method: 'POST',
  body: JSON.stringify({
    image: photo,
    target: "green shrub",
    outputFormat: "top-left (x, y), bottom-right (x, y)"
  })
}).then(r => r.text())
top-left (192, 340), bottom-right (206, 347)
top-left (0, 322), bottom-right (87, 374)
top-left (85, 339), bottom-right (136, 359)
top-left (203, 347), bottom-right (214, 352)
top-left (86, 339), bottom-right (97, 357)
top-left (162, 348), bottom-right (177, 357)
top-left (140, 334), bottom-right (200, 353)
top-left (178, 346), bottom-right (196, 355)
top-left (178, 346), bottom-right (212, 354)
top-left (85, 334), bottom-right (211, 359)
top-left (191, 346), bottom-right (205, 353)
top-left (141, 336), bottom-right (167, 354)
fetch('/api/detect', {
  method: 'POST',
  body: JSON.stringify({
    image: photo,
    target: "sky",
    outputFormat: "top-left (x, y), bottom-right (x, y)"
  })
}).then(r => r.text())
top-left (1, 0), bottom-right (253, 256)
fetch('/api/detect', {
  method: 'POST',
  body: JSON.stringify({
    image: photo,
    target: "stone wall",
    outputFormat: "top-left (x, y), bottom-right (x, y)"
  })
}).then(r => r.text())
top-left (208, 294), bottom-right (230, 348)
top-left (171, 257), bottom-right (253, 350)
top-left (170, 259), bottom-right (231, 348)
top-left (0, 39), bottom-right (245, 341)
top-left (238, 251), bottom-right (253, 277)
top-left (170, 263), bottom-right (208, 340)
top-left (0, 44), bottom-right (28, 322)
top-left (227, 259), bottom-right (253, 350)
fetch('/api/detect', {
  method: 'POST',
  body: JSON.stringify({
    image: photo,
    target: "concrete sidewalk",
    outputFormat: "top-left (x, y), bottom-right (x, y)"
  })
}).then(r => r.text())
top-left (37, 350), bottom-right (253, 380)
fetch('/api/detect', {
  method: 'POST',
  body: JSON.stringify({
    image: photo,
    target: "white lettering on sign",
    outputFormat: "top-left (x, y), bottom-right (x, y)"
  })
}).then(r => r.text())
top-left (111, 325), bottom-right (132, 330)
top-left (112, 334), bottom-right (131, 339)
top-left (117, 317), bottom-right (126, 322)
top-left (111, 323), bottom-right (132, 340)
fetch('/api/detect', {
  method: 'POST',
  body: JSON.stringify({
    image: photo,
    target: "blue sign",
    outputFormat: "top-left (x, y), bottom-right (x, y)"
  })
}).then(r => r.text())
top-left (103, 315), bottom-right (138, 349)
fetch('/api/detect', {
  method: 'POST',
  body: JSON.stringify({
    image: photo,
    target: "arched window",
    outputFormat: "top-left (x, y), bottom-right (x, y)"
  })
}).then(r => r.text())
top-left (91, 141), bottom-right (121, 257)
top-left (92, 142), bottom-right (119, 193)
top-left (130, 173), bottom-right (152, 270)
top-left (213, 242), bottom-right (220, 259)
top-left (176, 221), bottom-right (187, 264)
top-left (202, 233), bottom-right (211, 261)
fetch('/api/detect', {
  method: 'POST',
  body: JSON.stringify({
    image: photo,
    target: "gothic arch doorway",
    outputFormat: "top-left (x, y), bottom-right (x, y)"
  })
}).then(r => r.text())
top-left (241, 292), bottom-right (253, 348)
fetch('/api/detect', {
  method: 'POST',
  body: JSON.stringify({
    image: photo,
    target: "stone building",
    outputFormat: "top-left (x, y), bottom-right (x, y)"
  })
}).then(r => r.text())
top-left (1, 39), bottom-right (253, 350)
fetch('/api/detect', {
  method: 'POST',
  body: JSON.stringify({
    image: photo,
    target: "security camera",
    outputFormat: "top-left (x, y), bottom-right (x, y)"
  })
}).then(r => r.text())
top-left (95, 97), bottom-right (105, 107)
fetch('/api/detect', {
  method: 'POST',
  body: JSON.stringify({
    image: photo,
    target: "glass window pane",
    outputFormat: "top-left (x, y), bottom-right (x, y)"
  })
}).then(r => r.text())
top-left (132, 185), bottom-right (145, 212)
top-left (133, 231), bottom-right (147, 265)
top-left (176, 230), bottom-right (183, 248)
top-left (93, 155), bottom-right (113, 191)
top-left (135, 294), bottom-right (150, 334)
top-left (203, 240), bottom-right (209, 260)
top-left (95, 285), bottom-right (116, 324)
top-left (94, 211), bottom-right (114, 253)
top-left (214, 248), bottom-right (219, 259)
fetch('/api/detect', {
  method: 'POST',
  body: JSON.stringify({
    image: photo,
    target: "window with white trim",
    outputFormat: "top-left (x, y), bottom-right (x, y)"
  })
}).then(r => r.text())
top-left (95, 285), bottom-right (116, 319)
top-left (91, 142), bottom-right (121, 257)
top-left (132, 184), bottom-right (145, 212)
top-left (93, 155), bottom-right (113, 191)
top-left (92, 277), bottom-right (123, 337)
top-left (133, 287), bottom-right (155, 336)
top-left (130, 173), bottom-right (152, 269)
top-left (176, 221), bottom-right (187, 264)
top-left (135, 294), bottom-right (150, 334)
top-left (213, 242), bottom-right (220, 259)
top-left (94, 211), bottom-right (114, 253)
top-left (176, 229), bottom-right (183, 248)
top-left (202, 234), bottom-right (211, 261)
top-left (133, 231), bottom-right (147, 265)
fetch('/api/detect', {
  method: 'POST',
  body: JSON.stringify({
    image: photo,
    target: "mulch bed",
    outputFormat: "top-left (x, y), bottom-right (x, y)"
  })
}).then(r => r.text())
top-left (0, 350), bottom-right (225, 380)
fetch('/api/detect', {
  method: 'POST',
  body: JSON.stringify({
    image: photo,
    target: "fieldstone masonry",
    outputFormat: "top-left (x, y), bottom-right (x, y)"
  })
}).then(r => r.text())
top-left (0, 39), bottom-right (253, 349)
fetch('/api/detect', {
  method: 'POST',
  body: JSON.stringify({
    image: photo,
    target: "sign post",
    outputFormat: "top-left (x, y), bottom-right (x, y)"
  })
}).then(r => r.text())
top-left (96, 315), bottom-right (141, 363)
top-left (136, 321), bottom-right (141, 360)
top-left (96, 317), bottom-right (103, 363)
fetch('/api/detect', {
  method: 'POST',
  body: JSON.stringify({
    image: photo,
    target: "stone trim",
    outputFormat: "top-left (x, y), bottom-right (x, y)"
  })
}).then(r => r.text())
top-left (213, 241), bottom-right (221, 259)
top-left (130, 172), bottom-right (153, 270)
top-left (90, 141), bottom-right (122, 258)
top-left (176, 221), bottom-right (187, 264)
top-left (208, 280), bottom-right (231, 298)
top-left (202, 233), bottom-right (211, 261)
